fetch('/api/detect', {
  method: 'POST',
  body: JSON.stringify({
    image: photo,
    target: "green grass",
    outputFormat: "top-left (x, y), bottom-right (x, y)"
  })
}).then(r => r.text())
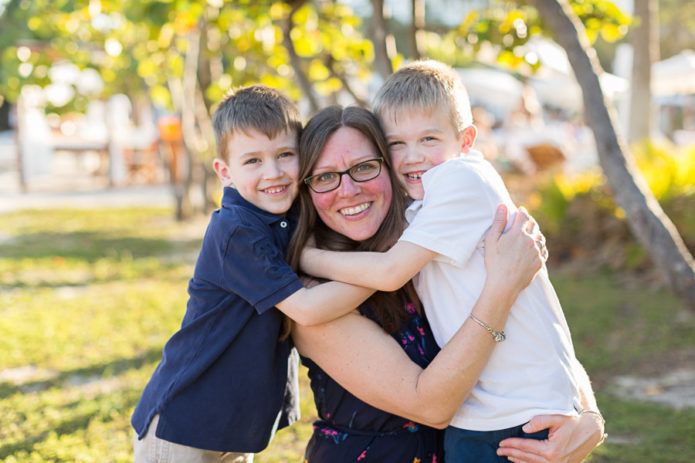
top-left (1, 207), bottom-right (694, 462)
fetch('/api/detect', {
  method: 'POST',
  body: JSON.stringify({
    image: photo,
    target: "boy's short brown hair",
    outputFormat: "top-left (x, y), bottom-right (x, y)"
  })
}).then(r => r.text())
top-left (212, 84), bottom-right (302, 161)
top-left (372, 60), bottom-right (472, 135)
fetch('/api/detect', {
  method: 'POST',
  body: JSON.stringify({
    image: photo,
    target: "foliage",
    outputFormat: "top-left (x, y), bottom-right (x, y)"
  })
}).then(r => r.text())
top-left (526, 141), bottom-right (695, 271)
top-left (1, 207), bottom-right (695, 461)
top-left (0, 0), bottom-right (633, 111)
top-left (0, 1), bottom-right (373, 112)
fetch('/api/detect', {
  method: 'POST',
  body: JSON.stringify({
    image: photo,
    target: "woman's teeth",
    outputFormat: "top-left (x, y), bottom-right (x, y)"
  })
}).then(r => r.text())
top-left (339, 202), bottom-right (371, 216)
top-left (406, 173), bottom-right (422, 180)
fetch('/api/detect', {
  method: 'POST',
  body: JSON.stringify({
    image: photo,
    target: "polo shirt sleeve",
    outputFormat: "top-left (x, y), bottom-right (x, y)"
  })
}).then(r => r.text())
top-left (399, 160), bottom-right (511, 266)
top-left (218, 221), bottom-right (303, 314)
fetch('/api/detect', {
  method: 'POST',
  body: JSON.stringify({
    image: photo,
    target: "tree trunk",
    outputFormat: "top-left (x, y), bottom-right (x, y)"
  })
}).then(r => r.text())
top-left (368, 0), bottom-right (394, 80)
top-left (282, 0), bottom-right (320, 114)
top-left (530, 0), bottom-right (695, 308)
top-left (628, 0), bottom-right (659, 143)
top-left (410, 0), bottom-right (425, 60)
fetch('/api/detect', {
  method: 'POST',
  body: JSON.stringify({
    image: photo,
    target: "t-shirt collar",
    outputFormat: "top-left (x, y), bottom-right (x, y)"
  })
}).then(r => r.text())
top-left (220, 186), bottom-right (292, 225)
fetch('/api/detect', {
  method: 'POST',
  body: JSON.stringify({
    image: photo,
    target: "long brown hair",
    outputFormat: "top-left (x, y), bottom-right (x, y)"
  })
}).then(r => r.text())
top-left (287, 105), bottom-right (420, 333)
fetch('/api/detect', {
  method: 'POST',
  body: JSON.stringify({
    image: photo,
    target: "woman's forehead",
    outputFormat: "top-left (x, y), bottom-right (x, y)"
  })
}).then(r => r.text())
top-left (315, 127), bottom-right (377, 169)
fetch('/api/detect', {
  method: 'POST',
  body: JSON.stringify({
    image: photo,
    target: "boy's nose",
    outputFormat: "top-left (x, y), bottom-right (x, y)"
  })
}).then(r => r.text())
top-left (404, 146), bottom-right (425, 163)
top-left (264, 161), bottom-right (283, 179)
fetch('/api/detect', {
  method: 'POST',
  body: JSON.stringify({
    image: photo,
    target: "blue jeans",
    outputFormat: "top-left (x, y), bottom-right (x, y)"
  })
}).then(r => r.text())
top-left (444, 423), bottom-right (549, 462)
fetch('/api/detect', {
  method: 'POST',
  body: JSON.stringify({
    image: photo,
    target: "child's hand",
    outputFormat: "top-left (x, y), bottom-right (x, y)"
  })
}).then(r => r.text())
top-left (483, 205), bottom-right (544, 295)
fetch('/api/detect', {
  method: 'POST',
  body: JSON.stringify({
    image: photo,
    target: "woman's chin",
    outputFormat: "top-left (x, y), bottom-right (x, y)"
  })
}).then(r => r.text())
top-left (335, 222), bottom-right (379, 242)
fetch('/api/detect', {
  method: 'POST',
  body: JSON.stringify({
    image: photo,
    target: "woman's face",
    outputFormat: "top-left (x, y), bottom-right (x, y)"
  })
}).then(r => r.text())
top-left (309, 126), bottom-right (393, 242)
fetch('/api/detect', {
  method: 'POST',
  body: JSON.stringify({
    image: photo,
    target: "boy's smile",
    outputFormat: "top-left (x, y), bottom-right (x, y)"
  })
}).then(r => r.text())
top-left (382, 107), bottom-right (475, 200)
top-left (213, 128), bottom-right (299, 214)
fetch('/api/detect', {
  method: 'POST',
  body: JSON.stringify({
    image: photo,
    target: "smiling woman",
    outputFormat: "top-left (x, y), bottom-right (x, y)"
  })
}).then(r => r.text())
top-left (284, 105), bottom-right (558, 463)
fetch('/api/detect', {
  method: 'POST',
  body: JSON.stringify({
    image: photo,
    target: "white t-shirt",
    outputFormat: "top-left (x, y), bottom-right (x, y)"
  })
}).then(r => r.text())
top-left (400, 151), bottom-right (581, 431)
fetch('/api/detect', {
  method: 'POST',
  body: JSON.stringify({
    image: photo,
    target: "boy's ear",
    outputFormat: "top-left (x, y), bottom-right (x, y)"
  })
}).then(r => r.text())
top-left (460, 125), bottom-right (478, 153)
top-left (213, 158), bottom-right (234, 186)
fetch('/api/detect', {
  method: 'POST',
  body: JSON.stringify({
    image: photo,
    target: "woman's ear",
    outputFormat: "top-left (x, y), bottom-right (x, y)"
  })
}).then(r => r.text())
top-left (460, 125), bottom-right (478, 153)
top-left (213, 158), bottom-right (234, 186)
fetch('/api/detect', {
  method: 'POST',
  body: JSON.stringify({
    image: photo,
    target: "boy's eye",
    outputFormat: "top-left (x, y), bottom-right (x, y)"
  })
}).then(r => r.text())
top-left (422, 136), bottom-right (437, 143)
top-left (244, 158), bottom-right (260, 165)
top-left (388, 141), bottom-right (404, 148)
top-left (278, 151), bottom-right (296, 159)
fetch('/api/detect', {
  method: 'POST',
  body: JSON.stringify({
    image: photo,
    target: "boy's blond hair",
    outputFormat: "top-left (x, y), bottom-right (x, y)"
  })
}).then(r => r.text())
top-left (212, 84), bottom-right (302, 161)
top-left (372, 60), bottom-right (472, 135)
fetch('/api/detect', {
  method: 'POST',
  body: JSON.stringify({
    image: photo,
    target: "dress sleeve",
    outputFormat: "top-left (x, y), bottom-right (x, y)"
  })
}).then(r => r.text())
top-left (217, 221), bottom-right (303, 314)
top-left (399, 160), bottom-right (514, 265)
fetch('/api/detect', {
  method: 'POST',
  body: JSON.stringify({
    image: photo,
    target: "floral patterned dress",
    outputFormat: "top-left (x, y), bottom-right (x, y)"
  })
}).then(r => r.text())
top-left (301, 301), bottom-right (443, 463)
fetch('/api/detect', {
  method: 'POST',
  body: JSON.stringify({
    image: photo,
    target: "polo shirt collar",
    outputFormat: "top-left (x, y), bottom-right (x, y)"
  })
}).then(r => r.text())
top-left (220, 186), bottom-right (291, 225)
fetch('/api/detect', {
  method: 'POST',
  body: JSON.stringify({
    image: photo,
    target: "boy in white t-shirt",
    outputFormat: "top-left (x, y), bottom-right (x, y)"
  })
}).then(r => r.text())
top-left (300, 60), bottom-right (604, 462)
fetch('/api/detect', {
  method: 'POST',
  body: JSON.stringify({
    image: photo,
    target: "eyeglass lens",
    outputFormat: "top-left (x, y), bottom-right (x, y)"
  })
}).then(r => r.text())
top-left (307, 158), bottom-right (382, 193)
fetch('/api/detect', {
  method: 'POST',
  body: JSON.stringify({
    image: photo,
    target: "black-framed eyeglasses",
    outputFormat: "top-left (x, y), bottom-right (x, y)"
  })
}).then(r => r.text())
top-left (304, 157), bottom-right (384, 193)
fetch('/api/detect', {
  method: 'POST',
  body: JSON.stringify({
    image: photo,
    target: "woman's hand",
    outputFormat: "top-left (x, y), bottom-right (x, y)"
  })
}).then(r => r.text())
top-left (496, 413), bottom-right (605, 463)
top-left (483, 205), bottom-right (544, 296)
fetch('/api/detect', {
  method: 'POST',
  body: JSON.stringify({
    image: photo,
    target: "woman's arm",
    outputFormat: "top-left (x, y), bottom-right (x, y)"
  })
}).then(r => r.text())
top-left (496, 362), bottom-right (605, 463)
top-left (293, 205), bottom-right (543, 428)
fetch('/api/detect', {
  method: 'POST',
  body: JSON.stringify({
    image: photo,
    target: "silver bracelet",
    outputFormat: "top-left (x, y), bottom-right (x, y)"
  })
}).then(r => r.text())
top-left (578, 408), bottom-right (607, 446)
top-left (469, 314), bottom-right (506, 342)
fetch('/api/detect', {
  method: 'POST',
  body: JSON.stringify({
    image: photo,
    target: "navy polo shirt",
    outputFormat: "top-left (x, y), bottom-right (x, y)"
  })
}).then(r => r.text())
top-left (131, 187), bottom-right (303, 453)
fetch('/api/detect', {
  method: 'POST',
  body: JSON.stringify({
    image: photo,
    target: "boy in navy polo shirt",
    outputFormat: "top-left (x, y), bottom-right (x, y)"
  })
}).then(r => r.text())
top-left (132, 85), bottom-right (374, 462)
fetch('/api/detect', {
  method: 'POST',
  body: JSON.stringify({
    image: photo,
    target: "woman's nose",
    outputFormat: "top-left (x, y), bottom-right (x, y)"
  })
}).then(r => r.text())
top-left (336, 173), bottom-right (360, 197)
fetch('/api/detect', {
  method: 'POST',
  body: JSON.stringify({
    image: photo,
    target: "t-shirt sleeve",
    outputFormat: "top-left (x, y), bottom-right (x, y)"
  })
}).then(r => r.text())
top-left (399, 160), bottom-right (513, 265)
top-left (217, 221), bottom-right (302, 314)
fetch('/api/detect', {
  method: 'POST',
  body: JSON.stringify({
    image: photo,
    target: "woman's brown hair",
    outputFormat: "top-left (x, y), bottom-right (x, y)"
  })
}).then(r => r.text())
top-left (286, 105), bottom-right (420, 333)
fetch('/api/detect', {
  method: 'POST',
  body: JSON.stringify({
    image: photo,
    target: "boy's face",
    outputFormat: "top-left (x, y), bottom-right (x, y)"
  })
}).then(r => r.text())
top-left (382, 107), bottom-right (476, 200)
top-left (213, 128), bottom-right (299, 215)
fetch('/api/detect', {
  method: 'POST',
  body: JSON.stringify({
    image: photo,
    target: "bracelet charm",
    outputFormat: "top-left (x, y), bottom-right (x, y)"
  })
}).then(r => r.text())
top-left (469, 314), bottom-right (506, 342)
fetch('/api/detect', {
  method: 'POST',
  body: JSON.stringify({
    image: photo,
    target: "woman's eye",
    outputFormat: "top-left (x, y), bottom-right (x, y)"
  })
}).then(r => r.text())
top-left (316, 173), bottom-right (335, 183)
top-left (355, 162), bottom-right (376, 173)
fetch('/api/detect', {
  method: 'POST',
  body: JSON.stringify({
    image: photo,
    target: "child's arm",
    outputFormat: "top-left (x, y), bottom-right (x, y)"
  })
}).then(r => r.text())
top-left (275, 281), bottom-right (374, 326)
top-left (300, 241), bottom-right (436, 293)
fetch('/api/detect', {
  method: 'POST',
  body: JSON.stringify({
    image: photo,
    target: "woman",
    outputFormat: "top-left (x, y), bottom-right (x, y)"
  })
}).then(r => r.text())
top-left (287, 106), bottom-right (604, 462)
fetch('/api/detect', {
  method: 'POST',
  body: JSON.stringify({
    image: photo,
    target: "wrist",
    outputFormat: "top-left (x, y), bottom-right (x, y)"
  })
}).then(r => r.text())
top-left (480, 278), bottom-right (519, 310)
top-left (577, 407), bottom-right (607, 447)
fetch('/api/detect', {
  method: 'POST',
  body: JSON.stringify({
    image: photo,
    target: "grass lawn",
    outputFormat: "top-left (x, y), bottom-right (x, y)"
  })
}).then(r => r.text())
top-left (1, 207), bottom-right (694, 462)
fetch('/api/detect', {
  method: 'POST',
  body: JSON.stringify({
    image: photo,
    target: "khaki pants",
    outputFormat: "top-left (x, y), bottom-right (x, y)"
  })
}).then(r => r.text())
top-left (133, 415), bottom-right (254, 463)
